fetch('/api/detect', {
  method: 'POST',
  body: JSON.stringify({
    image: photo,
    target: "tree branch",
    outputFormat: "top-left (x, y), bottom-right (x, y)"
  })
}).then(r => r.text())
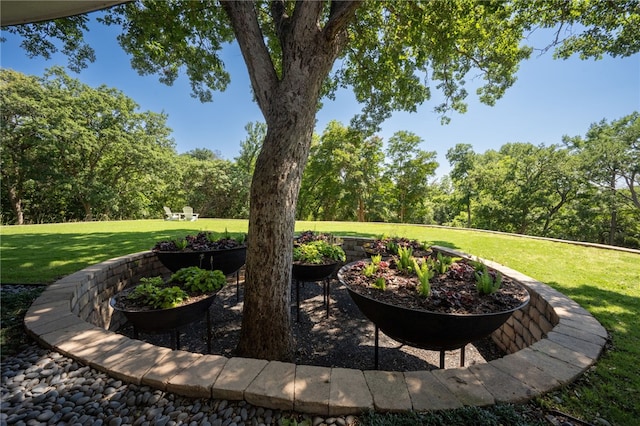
top-left (220, 1), bottom-right (278, 117)
top-left (290, 0), bottom-right (324, 41)
top-left (325, 0), bottom-right (362, 41)
top-left (270, 0), bottom-right (288, 41)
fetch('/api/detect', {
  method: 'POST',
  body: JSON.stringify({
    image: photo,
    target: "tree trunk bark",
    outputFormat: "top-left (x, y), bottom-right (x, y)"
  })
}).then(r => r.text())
top-left (222, 0), bottom-right (361, 361)
top-left (7, 186), bottom-right (24, 225)
top-left (465, 194), bottom-right (471, 228)
top-left (236, 96), bottom-right (316, 361)
top-left (608, 171), bottom-right (617, 245)
top-left (82, 199), bottom-right (93, 221)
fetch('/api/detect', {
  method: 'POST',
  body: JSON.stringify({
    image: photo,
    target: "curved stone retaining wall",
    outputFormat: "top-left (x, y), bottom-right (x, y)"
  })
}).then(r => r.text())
top-left (25, 238), bottom-right (608, 415)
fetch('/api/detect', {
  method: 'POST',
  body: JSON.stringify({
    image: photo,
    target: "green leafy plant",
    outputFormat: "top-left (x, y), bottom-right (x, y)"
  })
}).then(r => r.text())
top-left (154, 286), bottom-right (189, 308)
top-left (386, 240), bottom-right (399, 255)
top-left (125, 267), bottom-right (225, 310)
top-left (396, 246), bottom-right (414, 272)
top-left (363, 254), bottom-right (384, 277)
top-left (127, 281), bottom-right (188, 309)
top-left (139, 276), bottom-right (164, 287)
top-left (413, 258), bottom-right (434, 297)
top-left (373, 276), bottom-right (386, 291)
top-left (173, 238), bottom-right (188, 250)
top-left (293, 240), bottom-right (346, 264)
top-left (363, 262), bottom-right (378, 277)
top-left (475, 264), bottom-right (502, 295)
top-left (281, 418), bottom-right (310, 426)
top-left (171, 266), bottom-right (226, 293)
top-left (432, 252), bottom-right (454, 275)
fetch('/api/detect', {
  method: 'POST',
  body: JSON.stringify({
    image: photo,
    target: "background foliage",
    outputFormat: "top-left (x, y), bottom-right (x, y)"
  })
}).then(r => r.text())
top-left (1, 68), bottom-right (638, 248)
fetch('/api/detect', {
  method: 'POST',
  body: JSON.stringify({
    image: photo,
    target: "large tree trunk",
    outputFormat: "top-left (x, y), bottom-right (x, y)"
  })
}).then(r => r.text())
top-left (82, 199), bottom-right (93, 221)
top-left (465, 194), bottom-right (471, 228)
top-left (236, 97), bottom-right (316, 361)
top-left (223, 0), bottom-right (361, 361)
top-left (7, 185), bottom-right (24, 225)
top-left (357, 197), bottom-right (365, 222)
top-left (608, 171), bottom-right (617, 245)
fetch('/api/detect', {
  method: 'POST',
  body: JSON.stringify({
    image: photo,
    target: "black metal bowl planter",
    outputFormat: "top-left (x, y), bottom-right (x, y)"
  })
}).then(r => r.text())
top-left (292, 262), bottom-right (338, 282)
top-left (291, 262), bottom-right (339, 322)
top-left (111, 266), bottom-right (228, 353)
top-left (362, 237), bottom-right (431, 258)
top-left (110, 290), bottom-right (218, 352)
top-left (337, 259), bottom-right (530, 369)
top-left (291, 236), bottom-right (346, 322)
top-left (154, 235), bottom-right (247, 302)
top-left (155, 246), bottom-right (247, 275)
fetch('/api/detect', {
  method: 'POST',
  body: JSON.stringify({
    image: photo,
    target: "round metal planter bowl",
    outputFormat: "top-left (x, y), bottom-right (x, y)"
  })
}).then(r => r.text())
top-left (110, 292), bottom-right (217, 333)
top-left (292, 262), bottom-right (338, 282)
top-left (155, 246), bottom-right (247, 275)
top-left (337, 260), bottom-right (530, 368)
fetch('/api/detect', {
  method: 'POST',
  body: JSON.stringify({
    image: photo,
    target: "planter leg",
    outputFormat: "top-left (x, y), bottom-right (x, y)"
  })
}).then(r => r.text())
top-left (296, 279), bottom-right (301, 322)
top-left (236, 270), bottom-right (240, 303)
top-left (324, 278), bottom-right (330, 318)
top-left (206, 309), bottom-right (212, 354)
top-left (460, 345), bottom-right (466, 367)
top-left (439, 350), bottom-right (445, 369)
top-left (133, 326), bottom-right (139, 340)
top-left (175, 330), bottom-right (181, 350)
top-left (375, 325), bottom-right (379, 370)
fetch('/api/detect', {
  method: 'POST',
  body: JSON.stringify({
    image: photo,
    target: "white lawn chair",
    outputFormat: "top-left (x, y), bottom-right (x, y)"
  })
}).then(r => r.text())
top-left (182, 206), bottom-right (199, 221)
top-left (163, 206), bottom-right (182, 221)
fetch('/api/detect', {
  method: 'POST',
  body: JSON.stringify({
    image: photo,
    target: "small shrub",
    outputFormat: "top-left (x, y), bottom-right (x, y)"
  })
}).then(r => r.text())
top-left (127, 282), bottom-right (188, 309)
top-left (293, 240), bottom-right (346, 264)
top-left (170, 267), bottom-right (226, 293)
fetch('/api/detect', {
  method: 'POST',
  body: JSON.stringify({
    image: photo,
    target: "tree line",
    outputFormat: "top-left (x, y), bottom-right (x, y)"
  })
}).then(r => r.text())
top-left (2, 68), bottom-right (638, 248)
top-left (298, 116), bottom-right (639, 249)
top-left (1, 67), bottom-right (251, 224)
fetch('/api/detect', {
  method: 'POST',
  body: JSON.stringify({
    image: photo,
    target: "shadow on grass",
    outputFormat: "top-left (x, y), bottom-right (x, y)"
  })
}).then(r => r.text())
top-left (545, 280), bottom-right (638, 334)
top-left (0, 229), bottom-right (237, 284)
top-left (541, 281), bottom-right (639, 423)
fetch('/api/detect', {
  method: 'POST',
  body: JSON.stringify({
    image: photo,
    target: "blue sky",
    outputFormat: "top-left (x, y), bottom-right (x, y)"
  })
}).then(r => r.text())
top-left (1, 14), bottom-right (638, 177)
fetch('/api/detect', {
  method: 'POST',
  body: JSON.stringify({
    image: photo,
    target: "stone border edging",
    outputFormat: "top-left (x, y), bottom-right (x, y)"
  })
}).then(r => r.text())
top-left (24, 241), bottom-right (608, 415)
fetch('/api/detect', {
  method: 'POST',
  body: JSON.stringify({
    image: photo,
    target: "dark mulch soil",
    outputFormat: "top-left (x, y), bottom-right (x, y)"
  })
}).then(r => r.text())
top-left (114, 271), bottom-right (505, 371)
top-left (341, 258), bottom-right (530, 315)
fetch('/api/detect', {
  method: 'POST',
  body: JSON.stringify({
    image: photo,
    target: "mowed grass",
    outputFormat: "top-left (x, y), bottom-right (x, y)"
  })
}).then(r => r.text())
top-left (1, 219), bottom-right (638, 424)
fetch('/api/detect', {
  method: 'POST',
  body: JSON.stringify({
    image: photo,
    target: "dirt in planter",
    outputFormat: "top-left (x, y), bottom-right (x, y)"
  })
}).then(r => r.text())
top-left (114, 273), bottom-right (506, 371)
top-left (341, 258), bottom-right (530, 315)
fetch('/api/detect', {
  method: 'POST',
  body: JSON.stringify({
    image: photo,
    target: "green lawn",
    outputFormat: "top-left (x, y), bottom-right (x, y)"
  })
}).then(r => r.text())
top-left (1, 219), bottom-right (638, 424)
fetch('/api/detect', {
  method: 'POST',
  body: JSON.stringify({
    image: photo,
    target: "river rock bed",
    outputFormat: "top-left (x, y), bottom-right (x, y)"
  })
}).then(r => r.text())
top-left (1, 343), bottom-right (356, 426)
